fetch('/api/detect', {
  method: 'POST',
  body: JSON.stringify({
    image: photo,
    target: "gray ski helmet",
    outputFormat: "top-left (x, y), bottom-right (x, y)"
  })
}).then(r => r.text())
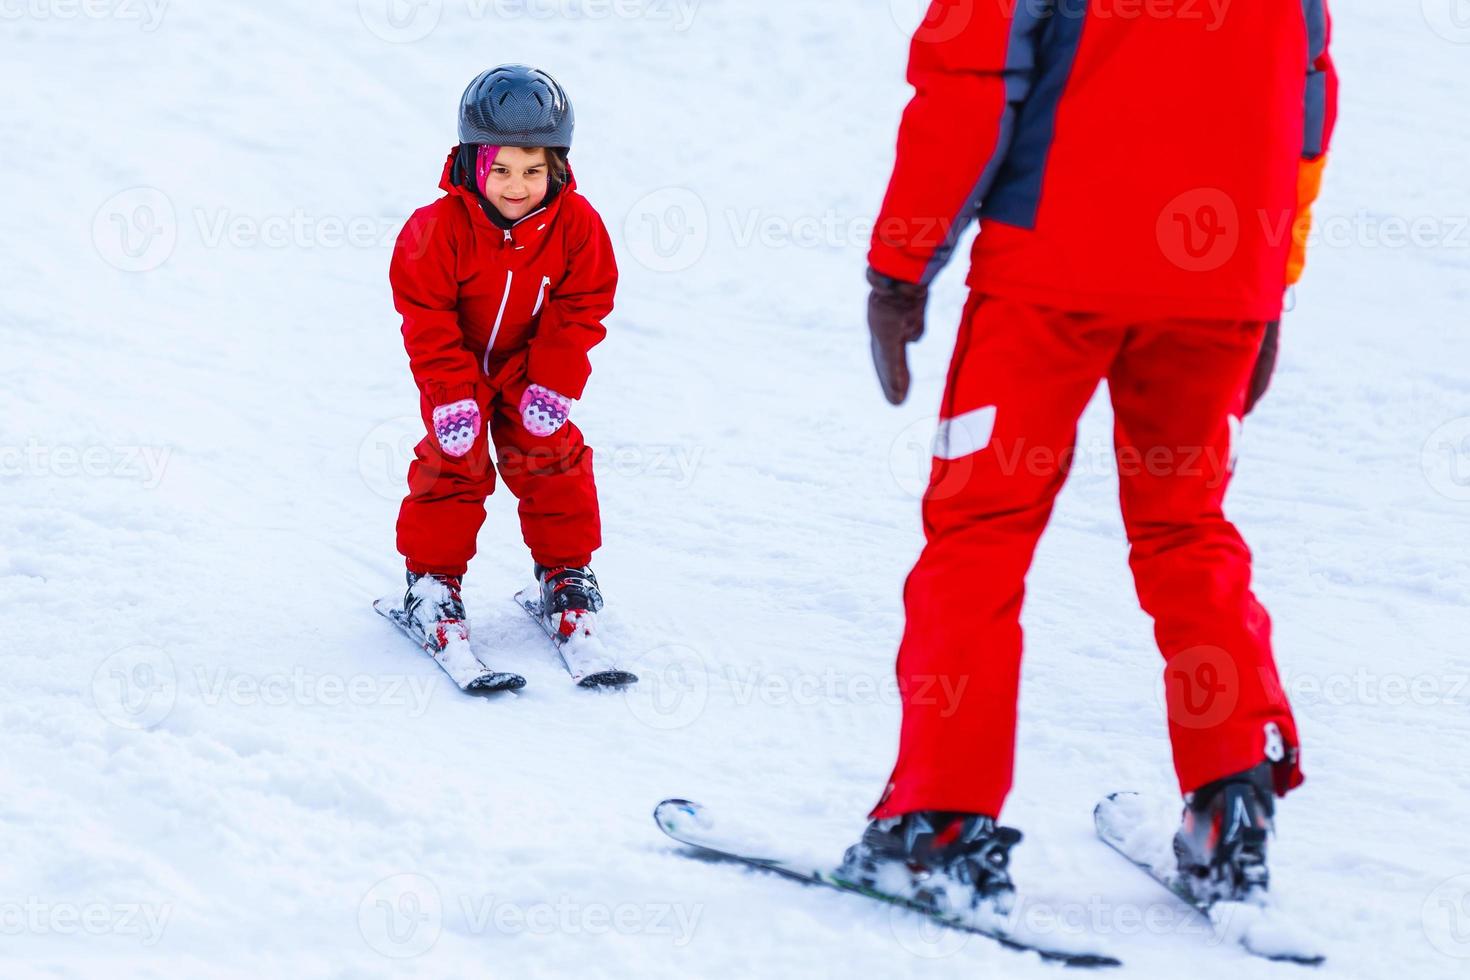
top-left (458, 65), bottom-right (574, 150)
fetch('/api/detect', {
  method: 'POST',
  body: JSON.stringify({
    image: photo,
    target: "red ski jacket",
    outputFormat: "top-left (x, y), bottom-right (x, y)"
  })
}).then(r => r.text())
top-left (869, 0), bottom-right (1339, 321)
top-left (391, 150), bottom-right (618, 407)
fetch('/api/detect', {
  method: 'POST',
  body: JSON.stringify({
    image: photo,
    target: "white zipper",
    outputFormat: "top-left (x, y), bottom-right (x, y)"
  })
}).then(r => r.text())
top-left (480, 207), bottom-right (549, 371)
top-left (531, 275), bottom-right (552, 317)
top-left (482, 269), bottom-right (514, 372)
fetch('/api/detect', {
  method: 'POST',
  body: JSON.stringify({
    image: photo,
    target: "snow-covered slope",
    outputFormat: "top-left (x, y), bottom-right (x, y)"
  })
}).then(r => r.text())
top-left (3, 2), bottom-right (1468, 977)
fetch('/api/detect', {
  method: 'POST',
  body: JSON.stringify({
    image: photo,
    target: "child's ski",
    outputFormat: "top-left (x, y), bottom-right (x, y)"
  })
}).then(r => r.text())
top-left (653, 798), bottom-right (1121, 969)
top-left (373, 597), bottom-right (526, 692)
top-left (513, 588), bottom-right (637, 687)
top-left (1093, 791), bottom-right (1324, 965)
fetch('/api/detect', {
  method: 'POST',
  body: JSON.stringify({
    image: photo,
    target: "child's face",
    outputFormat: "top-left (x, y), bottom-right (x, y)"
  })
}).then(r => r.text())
top-left (481, 146), bottom-right (550, 221)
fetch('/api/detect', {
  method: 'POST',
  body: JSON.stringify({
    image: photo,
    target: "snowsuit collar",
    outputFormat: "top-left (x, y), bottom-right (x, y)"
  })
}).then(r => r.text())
top-left (438, 147), bottom-right (574, 250)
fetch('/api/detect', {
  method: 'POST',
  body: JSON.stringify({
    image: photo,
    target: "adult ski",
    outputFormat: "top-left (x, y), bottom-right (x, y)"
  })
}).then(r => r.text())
top-left (654, 798), bottom-right (1120, 968)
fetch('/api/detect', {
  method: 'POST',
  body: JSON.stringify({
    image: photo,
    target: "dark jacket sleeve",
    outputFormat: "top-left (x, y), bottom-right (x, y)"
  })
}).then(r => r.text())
top-left (1287, 0), bottom-right (1338, 285)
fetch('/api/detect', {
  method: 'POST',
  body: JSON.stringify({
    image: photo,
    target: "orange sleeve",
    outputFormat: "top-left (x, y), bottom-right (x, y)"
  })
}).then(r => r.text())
top-left (1286, 155), bottom-right (1327, 286)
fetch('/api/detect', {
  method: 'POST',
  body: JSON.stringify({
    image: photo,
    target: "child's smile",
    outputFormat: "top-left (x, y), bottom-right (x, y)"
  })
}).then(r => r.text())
top-left (480, 145), bottom-right (551, 221)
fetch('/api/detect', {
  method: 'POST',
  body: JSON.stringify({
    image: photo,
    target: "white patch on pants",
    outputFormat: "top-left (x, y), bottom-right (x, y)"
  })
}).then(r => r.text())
top-left (933, 405), bottom-right (997, 461)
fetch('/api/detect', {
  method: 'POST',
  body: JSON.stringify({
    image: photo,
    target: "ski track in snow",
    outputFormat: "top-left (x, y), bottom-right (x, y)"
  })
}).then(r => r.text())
top-left (3, 1), bottom-right (1469, 977)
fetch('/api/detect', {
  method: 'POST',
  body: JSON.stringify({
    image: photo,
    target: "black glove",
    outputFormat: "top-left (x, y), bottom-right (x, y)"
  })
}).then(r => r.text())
top-left (866, 267), bottom-right (928, 405)
top-left (1244, 320), bottom-right (1280, 415)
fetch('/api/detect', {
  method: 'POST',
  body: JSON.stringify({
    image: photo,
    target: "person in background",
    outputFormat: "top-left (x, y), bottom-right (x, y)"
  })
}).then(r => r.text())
top-left (843, 0), bottom-right (1337, 917)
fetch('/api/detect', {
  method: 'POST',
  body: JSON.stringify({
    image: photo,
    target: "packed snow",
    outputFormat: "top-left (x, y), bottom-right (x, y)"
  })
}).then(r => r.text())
top-left (3, 1), bottom-right (1469, 977)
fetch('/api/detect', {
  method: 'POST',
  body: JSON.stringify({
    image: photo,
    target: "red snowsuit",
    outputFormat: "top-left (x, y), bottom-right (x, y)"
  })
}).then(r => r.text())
top-left (869, 1), bottom-right (1337, 819)
top-left (391, 150), bottom-right (617, 576)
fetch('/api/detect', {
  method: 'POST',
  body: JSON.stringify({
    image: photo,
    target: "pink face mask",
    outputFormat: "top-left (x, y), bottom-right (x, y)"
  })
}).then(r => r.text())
top-left (475, 144), bottom-right (502, 196)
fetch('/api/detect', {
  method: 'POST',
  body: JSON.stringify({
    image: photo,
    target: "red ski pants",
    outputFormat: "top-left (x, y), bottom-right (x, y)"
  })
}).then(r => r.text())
top-left (872, 295), bottom-right (1301, 821)
top-left (397, 383), bottom-right (600, 577)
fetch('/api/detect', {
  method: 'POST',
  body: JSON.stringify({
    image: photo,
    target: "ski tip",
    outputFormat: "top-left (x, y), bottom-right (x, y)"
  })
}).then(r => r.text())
top-left (1057, 952), bottom-right (1124, 969)
top-left (1092, 791), bottom-right (1145, 828)
top-left (468, 672), bottom-right (528, 693)
top-left (577, 669), bottom-right (639, 689)
top-left (653, 798), bottom-right (706, 835)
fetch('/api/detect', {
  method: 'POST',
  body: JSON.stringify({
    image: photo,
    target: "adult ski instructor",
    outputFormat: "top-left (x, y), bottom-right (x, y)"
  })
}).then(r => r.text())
top-left (843, 0), bottom-right (1338, 915)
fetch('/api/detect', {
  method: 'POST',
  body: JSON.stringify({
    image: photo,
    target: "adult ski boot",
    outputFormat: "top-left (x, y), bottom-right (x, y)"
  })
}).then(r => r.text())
top-left (839, 810), bottom-right (1022, 917)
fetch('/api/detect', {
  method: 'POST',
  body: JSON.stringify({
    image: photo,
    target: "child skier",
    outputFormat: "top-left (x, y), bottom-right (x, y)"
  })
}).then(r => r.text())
top-left (842, 0), bottom-right (1337, 935)
top-left (388, 65), bottom-right (616, 662)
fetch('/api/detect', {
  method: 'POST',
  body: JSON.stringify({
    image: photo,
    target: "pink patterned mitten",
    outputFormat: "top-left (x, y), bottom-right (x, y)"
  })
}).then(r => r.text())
top-left (431, 398), bottom-right (481, 457)
top-left (519, 384), bottom-right (572, 437)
